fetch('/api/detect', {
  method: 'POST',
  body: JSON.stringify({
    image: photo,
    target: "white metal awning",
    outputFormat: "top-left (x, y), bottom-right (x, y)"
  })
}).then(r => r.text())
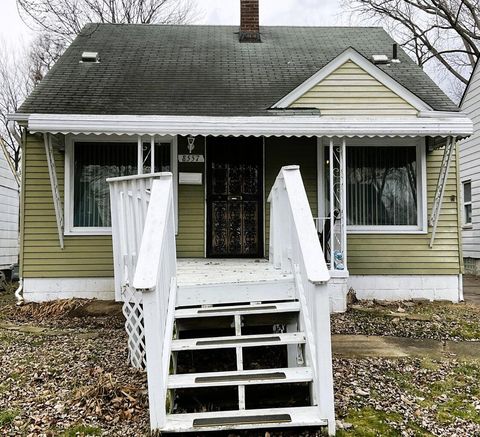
top-left (11, 112), bottom-right (473, 138)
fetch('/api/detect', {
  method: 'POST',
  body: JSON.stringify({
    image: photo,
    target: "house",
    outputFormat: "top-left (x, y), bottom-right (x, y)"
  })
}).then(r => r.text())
top-left (0, 140), bottom-right (19, 285)
top-left (459, 61), bottom-right (480, 274)
top-left (9, 0), bottom-right (472, 433)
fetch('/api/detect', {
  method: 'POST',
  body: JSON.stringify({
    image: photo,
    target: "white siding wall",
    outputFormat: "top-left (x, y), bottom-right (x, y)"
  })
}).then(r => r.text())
top-left (0, 149), bottom-right (19, 269)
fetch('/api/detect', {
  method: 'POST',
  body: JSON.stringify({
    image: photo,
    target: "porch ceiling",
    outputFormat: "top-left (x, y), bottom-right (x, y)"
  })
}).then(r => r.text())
top-left (16, 112), bottom-right (473, 138)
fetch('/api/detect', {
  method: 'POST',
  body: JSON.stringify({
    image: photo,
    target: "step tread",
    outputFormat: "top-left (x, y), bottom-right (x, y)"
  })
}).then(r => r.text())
top-left (162, 407), bottom-right (327, 432)
top-left (175, 301), bottom-right (300, 319)
top-left (171, 332), bottom-right (305, 351)
top-left (168, 367), bottom-right (312, 388)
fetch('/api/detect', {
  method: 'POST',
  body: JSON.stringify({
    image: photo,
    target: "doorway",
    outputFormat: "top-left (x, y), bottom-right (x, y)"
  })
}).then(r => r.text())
top-left (206, 137), bottom-right (264, 258)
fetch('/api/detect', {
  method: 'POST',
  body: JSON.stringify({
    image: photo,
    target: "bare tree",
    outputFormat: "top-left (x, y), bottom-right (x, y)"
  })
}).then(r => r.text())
top-left (29, 33), bottom-right (66, 83)
top-left (0, 40), bottom-right (31, 174)
top-left (0, 33), bottom-right (63, 174)
top-left (17, 0), bottom-right (197, 41)
top-left (5, 0), bottom-right (196, 176)
top-left (343, 0), bottom-right (480, 99)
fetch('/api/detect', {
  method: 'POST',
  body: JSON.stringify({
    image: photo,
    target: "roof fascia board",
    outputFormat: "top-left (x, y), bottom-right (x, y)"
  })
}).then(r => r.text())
top-left (271, 47), bottom-right (433, 112)
top-left (460, 59), bottom-right (479, 108)
top-left (26, 113), bottom-right (472, 138)
top-left (8, 113), bottom-right (30, 122)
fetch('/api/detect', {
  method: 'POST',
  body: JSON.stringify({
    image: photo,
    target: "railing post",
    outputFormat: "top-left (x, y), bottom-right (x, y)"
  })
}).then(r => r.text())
top-left (142, 287), bottom-right (167, 428)
top-left (340, 137), bottom-right (347, 271)
top-left (279, 179), bottom-right (292, 273)
top-left (329, 139), bottom-right (334, 270)
top-left (328, 138), bottom-right (347, 273)
top-left (313, 283), bottom-right (336, 436)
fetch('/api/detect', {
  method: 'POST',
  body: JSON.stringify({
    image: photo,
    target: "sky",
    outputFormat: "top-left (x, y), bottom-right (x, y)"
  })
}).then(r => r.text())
top-left (0, 0), bottom-right (344, 44)
top-left (0, 0), bottom-right (456, 99)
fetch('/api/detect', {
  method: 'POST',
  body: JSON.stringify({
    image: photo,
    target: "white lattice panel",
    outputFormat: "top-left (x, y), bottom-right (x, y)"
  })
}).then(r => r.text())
top-left (108, 173), bottom-right (166, 369)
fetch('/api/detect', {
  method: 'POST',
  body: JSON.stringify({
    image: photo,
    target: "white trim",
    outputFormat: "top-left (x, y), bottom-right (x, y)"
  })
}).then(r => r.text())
top-left (26, 113), bottom-right (473, 138)
top-left (461, 179), bottom-right (472, 227)
top-left (172, 136), bottom-right (179, 234)
top-left (348, 274), bottom-right (461, 303)
top-left (345, 137), bottom-right (427, 234)
top-left (271, 47), bottom-right (432, 112)
top-left (204, 137), bottom-right (207, 258)
top-left (64, 134), bottom-right (177, 236)
top-left (23, 277), bottom-right (115, 302)
top-left (262, 136), bottom-right (266, 258)
top-left (316, 138), bottom-right (325, 221)
top-left (137, 136), bottom-right (143, 175)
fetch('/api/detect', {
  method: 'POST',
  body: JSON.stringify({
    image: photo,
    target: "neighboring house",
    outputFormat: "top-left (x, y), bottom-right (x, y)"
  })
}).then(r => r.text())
top-left (9, 1), bottom-right (473, 433)
top-left (0, 143), bottom-right (19, 281)
top-left (460, 62), bottom-right (480, 274)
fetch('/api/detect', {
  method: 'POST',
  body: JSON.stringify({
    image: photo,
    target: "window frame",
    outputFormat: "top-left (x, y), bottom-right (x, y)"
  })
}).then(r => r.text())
top-left (64, 134), bottom-right (178, 236)
top-left (462, 179), bottom-right (472, 228)
top-left (345, 137), bottom-right (427, 234)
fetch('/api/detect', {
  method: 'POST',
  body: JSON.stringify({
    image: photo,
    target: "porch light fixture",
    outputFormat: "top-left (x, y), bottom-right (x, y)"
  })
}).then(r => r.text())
top-left (187, 135), bottom-right (195, 154)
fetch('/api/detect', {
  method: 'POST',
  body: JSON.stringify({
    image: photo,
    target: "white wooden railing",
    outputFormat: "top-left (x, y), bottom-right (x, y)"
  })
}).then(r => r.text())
top-left (133, 173), bottom-right (177, 430)
top-left (268, 165), bottom-right (336, 436)
top-left (108, 173), bottom-right (165, 369)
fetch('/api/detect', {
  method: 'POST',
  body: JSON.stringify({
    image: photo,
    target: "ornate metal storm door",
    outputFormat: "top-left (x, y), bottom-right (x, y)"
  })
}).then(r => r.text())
top-left (207, 137), bottom-right (263, 257)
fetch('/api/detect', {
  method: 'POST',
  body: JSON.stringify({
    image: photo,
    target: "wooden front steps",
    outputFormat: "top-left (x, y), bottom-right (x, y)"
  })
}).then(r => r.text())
top-left (162, 407), bottom-right (328, 433)
top-left (164, 297), bottom-right (328, 433)
top-left (167, 367), bottom-right (313, 388)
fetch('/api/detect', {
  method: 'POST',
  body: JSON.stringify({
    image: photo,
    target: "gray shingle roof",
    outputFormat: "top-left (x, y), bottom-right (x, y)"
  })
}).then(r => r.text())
top-left (19, 24), bottom-right (458, 116)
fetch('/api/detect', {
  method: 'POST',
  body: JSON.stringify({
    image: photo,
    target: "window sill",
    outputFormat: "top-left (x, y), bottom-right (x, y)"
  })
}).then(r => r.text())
top-left (462, 224), bottom-right (473, 229)
top-left (347, 228), bottom-right (427, 235)
top-left (65, 228), bottom-right (112, 237)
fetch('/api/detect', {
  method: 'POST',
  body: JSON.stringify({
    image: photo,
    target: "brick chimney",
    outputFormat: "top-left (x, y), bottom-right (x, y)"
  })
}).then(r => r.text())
top-left (240, 0), bottom-right (261, 42)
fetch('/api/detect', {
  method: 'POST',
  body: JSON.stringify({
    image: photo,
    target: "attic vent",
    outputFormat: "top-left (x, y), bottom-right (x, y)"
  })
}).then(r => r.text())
top-left (371, 54), bottom-right (389, 65)
top-left (81, 52), bottom-right (100, 63)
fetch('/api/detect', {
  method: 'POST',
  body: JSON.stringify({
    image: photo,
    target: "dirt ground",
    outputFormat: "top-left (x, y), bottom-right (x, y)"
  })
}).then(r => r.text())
top-left (0, 289), bottom-right (479, 437)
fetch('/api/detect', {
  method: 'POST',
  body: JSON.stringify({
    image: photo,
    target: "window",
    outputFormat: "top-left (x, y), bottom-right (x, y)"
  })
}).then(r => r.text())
top-left (463, 180), bottom-right (472, 226)
top-left (66, 137), bottom-right (174, 234)
top-left (142, 142), bottom-right (172, 173)
top-left (346, 144), bottom-right (424, 231)
top-left (74, 142), bottom-right (137, 228)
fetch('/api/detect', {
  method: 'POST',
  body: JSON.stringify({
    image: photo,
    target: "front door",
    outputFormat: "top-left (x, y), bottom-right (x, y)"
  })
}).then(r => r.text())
top-left (206, 137), bottom-right (264, 258)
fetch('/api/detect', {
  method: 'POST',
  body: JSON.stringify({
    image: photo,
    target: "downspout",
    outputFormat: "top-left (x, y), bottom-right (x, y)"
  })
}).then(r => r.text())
top-left (16, 128), bottom-right (27, 305)
top-left (455, 141), bottom-right (465, 302)
top-left (15, 279), bottom-right (24, 305)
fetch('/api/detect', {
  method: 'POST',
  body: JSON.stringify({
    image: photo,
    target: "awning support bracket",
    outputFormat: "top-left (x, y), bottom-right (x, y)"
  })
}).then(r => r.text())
top-left (44, 133), bottom-right (64, 249)
top-left (429, 136), bottom-right (456, 248)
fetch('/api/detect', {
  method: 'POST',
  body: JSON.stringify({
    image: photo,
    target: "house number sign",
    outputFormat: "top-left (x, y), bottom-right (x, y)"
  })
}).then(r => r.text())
top-left (178, 154), bottom-right (204, 163)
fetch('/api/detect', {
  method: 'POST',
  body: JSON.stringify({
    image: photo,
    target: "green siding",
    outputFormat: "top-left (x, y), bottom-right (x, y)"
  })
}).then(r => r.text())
top-left (265, 137), bottom-right (318, 252)
top-left (22, 134), bottom-right (114, 278)
top-left (176, 136), bottom-right (205, 257)
top-left (347, 145), bottom-right (461, 275)
top-left (21, 134), bottom-right (461, 279)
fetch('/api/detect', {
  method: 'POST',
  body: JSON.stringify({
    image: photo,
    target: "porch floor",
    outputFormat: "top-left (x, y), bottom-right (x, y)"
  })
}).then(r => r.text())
top-left (176, 258), bottom-right (293, 287)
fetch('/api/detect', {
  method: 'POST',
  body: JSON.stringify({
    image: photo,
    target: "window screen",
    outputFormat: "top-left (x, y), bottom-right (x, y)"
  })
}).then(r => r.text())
top-left (74, 142), bottom-right (137, 227)
top-left (347, 146), bottom-right (417, 226)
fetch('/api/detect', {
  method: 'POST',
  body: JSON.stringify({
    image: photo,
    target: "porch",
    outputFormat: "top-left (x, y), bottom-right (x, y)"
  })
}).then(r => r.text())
top-left (16, 126), bottom-right (467, 305)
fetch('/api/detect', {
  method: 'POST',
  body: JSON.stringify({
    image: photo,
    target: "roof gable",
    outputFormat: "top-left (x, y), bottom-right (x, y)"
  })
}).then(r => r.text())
top-left (272, 48), bottom-right (432, 113)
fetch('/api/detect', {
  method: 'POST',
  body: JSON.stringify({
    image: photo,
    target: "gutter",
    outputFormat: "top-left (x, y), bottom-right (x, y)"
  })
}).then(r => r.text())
top-left (12, 113), bottom-right (474, 139)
